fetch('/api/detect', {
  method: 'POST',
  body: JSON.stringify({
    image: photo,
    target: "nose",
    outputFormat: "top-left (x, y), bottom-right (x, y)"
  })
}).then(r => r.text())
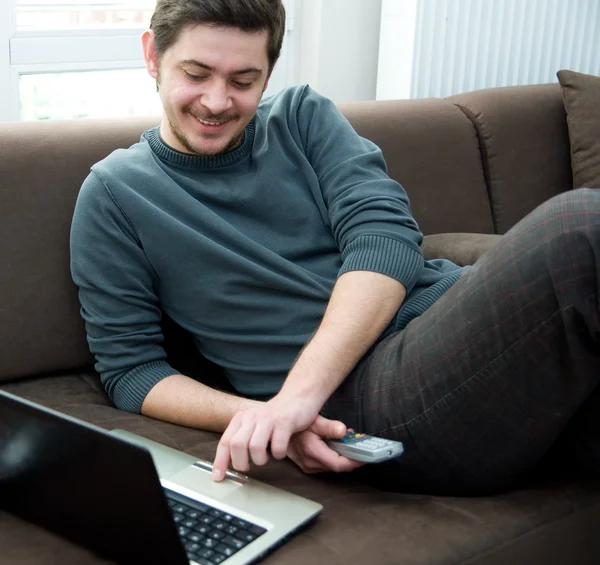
top-left (201, 80), bottom-right (233, 116)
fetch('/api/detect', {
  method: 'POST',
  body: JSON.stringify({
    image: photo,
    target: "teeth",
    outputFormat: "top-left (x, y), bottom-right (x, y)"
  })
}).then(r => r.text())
top-left (198, 118), bottom-right (224, 126)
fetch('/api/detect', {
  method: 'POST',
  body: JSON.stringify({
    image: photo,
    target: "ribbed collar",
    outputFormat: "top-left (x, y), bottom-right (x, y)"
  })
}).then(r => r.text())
top-left (143, 118), bottom-right (255, 170)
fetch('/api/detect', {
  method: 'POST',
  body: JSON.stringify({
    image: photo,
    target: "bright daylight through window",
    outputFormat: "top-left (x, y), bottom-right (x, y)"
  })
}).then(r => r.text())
top-left (15, 0), bottom-right (155, 30)
top-left (1, 1), bottom-right (291, 122)
top-left (4, 1), bottom-right (159, 121)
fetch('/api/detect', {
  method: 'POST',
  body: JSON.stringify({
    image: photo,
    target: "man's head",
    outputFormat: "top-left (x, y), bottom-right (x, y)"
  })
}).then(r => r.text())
top-left (142, 0), bottom-right (286, 156)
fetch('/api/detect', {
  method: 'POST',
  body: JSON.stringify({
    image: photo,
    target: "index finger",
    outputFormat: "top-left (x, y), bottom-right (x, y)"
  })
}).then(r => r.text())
top-left (212, 419), bottom-right (240, 481)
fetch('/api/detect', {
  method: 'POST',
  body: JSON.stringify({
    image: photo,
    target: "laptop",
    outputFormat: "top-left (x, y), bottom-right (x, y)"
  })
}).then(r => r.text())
top-left (0, 390), bottom-right (322, 565)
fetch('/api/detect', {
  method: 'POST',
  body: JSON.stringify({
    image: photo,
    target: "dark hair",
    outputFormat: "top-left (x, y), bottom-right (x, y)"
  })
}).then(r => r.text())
top-left (150, 0), bottom-right (286, 74)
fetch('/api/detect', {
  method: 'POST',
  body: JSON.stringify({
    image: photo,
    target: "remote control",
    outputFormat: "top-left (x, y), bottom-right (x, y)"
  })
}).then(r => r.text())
top-left (326, 431), bottom-right (404, 463)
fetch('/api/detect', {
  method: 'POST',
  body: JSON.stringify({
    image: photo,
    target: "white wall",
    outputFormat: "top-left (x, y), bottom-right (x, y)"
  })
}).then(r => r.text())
top-left (411, 0), bottom-right (600, 98)
top-left (377, 0), bottom-right (600, 101)
top-left (295, 0), bottom-right (382, 103)
top-left (297, 0), bottom-right (322, 88)
top-left (376, 0), bottom-right (417, 100)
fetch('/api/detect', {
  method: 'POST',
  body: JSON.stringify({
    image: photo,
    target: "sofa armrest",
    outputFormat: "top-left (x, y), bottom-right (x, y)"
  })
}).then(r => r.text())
top-left (422, 233), bottom-right (502, 266)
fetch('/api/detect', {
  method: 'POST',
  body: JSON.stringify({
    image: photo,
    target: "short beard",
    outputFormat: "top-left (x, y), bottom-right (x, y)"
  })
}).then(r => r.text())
top-left (167, 114), bottom-right (244, 156)
top-left (156, 69), bottom-right (245, 156)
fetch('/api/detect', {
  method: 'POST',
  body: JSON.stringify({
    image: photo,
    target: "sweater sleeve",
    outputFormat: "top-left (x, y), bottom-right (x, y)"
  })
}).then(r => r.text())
top-left (70, 170), bottom-right (178, 413)
top-left (297, 86), bottom-right (424, 292)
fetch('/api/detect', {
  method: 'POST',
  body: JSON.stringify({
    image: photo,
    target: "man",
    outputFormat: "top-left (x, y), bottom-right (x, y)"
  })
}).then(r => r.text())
top-left (70, 0), bottom-right (600, 496)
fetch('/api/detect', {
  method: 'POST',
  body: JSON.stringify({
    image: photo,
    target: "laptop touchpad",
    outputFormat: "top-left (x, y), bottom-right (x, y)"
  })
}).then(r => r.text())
top-left (170, 466), bottom-right (242, 499)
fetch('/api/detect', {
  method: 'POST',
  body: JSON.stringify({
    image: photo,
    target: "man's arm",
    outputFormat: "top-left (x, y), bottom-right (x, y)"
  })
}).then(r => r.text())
top-left (142, 264), bottom-right (403, 437)
top-left (72, 172), bottom-right (243, 417)
top-left (141, 374), bottom-right (260, 432)
top-left (212, 269), bottom-right (406, 479)
top-left (281, 270), bottom-right (406, 409)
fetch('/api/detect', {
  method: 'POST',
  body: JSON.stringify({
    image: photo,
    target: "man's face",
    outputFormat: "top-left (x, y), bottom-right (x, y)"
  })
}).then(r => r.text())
top-left (143, 24), bottom-right (270, 156)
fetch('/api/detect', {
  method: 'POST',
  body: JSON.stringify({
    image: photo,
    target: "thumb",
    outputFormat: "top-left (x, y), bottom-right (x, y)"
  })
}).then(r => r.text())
top-left (309, 415), bottom-right (347, 439)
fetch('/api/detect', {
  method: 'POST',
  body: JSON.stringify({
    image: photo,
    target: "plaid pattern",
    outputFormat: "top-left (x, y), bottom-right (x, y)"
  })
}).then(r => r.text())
top-left (323, 188), bottom-right (600, 495)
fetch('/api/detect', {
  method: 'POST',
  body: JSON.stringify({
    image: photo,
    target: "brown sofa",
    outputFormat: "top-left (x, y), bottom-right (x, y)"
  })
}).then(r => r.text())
top-left (1, 83), bottom-right (599, 565)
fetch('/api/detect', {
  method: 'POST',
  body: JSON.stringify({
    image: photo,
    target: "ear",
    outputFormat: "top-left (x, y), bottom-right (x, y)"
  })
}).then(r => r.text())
top-left (141, 29), bottom-right (159, 80)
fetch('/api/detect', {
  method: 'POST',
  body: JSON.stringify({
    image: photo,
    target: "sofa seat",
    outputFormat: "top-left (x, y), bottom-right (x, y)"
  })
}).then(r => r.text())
top-left (2, 373), bottom-right (600, 565)
top-left (2, 82), bottom-right (599, 564)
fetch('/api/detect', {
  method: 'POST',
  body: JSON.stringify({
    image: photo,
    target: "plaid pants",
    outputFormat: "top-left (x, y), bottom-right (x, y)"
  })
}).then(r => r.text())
top-left (322, 188), bottom-right (600, 495)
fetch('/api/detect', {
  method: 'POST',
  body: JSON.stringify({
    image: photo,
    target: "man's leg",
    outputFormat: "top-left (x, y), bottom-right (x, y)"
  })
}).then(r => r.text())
top-left (323, 188), bottom-right (600, 495)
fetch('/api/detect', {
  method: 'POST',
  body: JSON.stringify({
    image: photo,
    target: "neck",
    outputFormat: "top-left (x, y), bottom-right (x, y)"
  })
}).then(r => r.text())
top-left (146, 120), bottom-right (256, 170)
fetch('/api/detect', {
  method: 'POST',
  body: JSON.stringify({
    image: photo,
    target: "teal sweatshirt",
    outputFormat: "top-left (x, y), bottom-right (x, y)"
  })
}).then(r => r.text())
top-left (70, 85), bottom-right (464, 414)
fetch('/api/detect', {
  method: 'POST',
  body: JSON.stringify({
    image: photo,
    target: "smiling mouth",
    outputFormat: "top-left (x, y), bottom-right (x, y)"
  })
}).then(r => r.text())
top-left (197, 117), bottom-right (227, 126)
top-left (191, 111), bottom-right (237, 128)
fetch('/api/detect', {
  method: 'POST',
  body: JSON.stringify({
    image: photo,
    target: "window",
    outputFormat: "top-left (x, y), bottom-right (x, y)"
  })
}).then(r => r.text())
top-left (15, 1), bottom-right (155, 31)
top-left (20, 68), bottom-right (158, 120)
top-left (1, 0), bottom-right (294, 121)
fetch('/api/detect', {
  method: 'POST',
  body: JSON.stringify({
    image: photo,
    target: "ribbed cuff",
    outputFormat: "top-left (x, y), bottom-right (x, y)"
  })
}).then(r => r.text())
top-left (395, 268), bottom-right (465, 330)
top-left (339, 234), bottom-right (424, 293)
top-left (144, 121), bottom-right (255, 169)
top-left (111, 359), bottom-right (179, 414)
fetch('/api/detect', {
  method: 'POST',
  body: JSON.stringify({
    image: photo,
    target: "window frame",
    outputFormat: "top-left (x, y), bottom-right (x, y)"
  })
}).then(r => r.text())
top-left (1, 1), bottom-right (17, 121)
top-left (1, 0), bottom-right (294, 122)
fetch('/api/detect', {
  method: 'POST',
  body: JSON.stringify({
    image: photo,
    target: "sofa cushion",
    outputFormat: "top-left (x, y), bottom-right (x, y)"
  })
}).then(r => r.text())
top-left (557, 70), bottom-right (600, 189)
top-left (338, 98), bottom-right (495, 236)
top-left (2, 374), bottom-right (600, 565)
top-left (422, 233), bottom-right (502, 267)
top-left (448, 84), bottom-right (572, 234)
top-left (0, 117), bottom-right (159, 383)
top-left (0, 99), bottom-right (492, 384)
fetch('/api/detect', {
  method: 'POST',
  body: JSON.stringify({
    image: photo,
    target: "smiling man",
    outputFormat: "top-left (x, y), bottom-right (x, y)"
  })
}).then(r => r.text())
top-left (71, 0), bottom-right (600, 496)
top-left (147, 24), bottom-right (268, 156)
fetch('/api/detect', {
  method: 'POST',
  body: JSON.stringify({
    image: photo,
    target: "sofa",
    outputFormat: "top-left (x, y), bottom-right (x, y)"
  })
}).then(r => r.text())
top-left (1, 81), bottom-right (600, 565)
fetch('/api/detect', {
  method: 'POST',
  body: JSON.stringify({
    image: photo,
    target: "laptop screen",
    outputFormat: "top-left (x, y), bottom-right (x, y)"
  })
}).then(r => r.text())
top-left (0, 390), bottom-right (188, 565)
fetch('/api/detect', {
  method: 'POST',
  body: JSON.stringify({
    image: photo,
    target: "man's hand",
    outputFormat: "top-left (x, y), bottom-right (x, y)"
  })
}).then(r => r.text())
top-left (211, 394), bottom-right (352, 480)
top-left (211, 273), bottom-right (406, 481)
top-left (287, 426), bottom-right (366, 475)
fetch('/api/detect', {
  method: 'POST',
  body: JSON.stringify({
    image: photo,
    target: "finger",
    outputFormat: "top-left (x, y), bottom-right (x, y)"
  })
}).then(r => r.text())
top-left (305, 435), bottom-right (366, 472)
top-left (229, 418), bottom-right (257, 472)
top-left (270, 422), bottom-right (294, 460)
top-left (309, 415), bottom-right (346, 439)
top-left (287, 445), bottom-right (329, 474)
top-left (212, 417), bottom-right (242, 481)
top-left (299, 456), bottom-right (331, 474)
top-left (334, 457), bottom-right (366, 472)
top-left (248, 419), bottom-right (273, 466)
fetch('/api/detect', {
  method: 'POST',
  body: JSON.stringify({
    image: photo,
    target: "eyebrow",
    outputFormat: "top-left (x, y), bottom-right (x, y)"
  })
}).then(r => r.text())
top-left (180, 60), bottom-right (263, 75)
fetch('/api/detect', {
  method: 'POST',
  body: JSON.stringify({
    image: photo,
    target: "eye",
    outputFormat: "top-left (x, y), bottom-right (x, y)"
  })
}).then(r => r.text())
top-left (233, 81), bottom-right (253, 89)
top-left (184, 71), bottom-right (205, 81)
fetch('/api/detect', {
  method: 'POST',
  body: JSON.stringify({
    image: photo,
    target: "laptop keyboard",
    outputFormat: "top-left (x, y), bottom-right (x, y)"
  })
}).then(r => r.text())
top-left (165, 491), bottom-right (267, 564)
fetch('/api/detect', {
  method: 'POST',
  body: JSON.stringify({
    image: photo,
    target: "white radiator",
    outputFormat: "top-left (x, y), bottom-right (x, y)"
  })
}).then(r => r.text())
top-left (379, 0), bottom-right (600, 100)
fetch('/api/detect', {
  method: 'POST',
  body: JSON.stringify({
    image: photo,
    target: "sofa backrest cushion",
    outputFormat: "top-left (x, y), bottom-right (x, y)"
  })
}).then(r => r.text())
top-left (448, 84), bottom-right (572, 234)
top-left (0, 117), bottom-right (159, 382)
top-left (0, 98), bottom-right (493, 382)
top-left (557, 70), bottom-right (600, 189)
top-left (339, 98), bottom-right (494, 236)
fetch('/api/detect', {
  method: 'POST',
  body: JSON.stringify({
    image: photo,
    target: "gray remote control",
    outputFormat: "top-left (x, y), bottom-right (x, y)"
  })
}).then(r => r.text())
top-left (326, 431), bottom-right (404, 463)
